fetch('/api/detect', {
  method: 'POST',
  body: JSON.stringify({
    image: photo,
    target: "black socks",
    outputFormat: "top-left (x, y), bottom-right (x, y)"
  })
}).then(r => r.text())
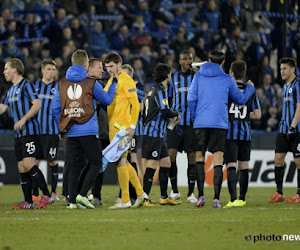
top-left (20, 173), bottom-right (32, 203)
top-left (275, 166), bottom-right (285, 195)
top-left (239, 169), bottom-right (249, 201)
top-left (159, 167), bottom-right (170, 199)
top-left (227, 167), bottom-right (237, 202)
top-left (170, 161), bottom-right (178, 193)
top-left (187, 164), bottom-right (196, 196)
top-left (29, 165), bottom-right (50, 197)
top-left (195, 162), bottom-right (205, 197)
top-left (213, 165), bottom-right (223, 200)
top-left (297, 168), bottom-right (300, 195)
top-left (143, 168), bottom-right (156, 195)
top-left (50, 164), bottom-right (59, 194)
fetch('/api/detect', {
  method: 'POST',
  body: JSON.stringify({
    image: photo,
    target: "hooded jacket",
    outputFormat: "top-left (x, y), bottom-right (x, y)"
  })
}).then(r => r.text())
top-left (187, 63), bottom-right (255, 129)
top-left (52, 65), bottom-right (116, 137)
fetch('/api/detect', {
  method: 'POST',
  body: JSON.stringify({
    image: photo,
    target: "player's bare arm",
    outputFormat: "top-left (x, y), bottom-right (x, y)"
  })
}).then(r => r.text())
top-left (0, 103), bottom-right (9, 115)
top-left (250, 109), bottom-right (261, 120)
top-left (291, 103), bottom-right (300, 129)
top-left (14, 99), bottom-right (41, 131)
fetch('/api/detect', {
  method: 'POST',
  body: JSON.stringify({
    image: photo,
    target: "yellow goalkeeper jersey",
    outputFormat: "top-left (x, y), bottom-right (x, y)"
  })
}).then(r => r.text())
top-left (104, 71), bottom-right (139, 140)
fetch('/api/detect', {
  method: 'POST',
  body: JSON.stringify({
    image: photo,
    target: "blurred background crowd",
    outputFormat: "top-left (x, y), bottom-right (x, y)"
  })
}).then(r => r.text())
top-left (0, 0), bottom-right (300, 132)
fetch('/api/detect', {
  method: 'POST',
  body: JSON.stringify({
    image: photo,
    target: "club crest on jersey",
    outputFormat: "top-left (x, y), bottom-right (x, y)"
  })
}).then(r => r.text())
top-left (16, 88), bottom-right (20, 94)
top-left (51, 88), bottom-right (56, 94)
top-left (152, 151), bottom-right (158, 157)
top-left (289, 88), bottom-right (293, 93)
top-left (162, 99), bottom-right (168, 105)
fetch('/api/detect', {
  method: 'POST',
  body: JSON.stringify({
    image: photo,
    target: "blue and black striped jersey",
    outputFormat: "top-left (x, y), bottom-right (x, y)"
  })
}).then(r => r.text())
top-left (227, 82), bottom-right (261, 141)
top-left (135, 81), bottom-right (145, 136)
top-left (278, 77), bottom-right (300, 134)
top-left (143, 84), bottom-right (170, 138)
top-left (3, 78), bottom-right (40, 137)
top-left (169, 70), bottom-right (195, 126)
top-left (35, 80), bottom-right (59, 135)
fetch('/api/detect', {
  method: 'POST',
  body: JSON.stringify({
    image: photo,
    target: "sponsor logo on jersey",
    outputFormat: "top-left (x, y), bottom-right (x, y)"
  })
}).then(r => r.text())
top-left (128, 88), bottom-right (137, 92)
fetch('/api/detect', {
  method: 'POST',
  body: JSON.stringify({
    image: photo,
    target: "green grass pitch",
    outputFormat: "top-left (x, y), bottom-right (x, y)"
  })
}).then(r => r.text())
top-left (0, 185), bottom-right (299, 250)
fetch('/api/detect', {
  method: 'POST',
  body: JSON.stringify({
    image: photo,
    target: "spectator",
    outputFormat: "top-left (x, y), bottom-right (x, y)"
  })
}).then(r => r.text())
top-left (0, 17), bottom-right (6, 37)
top-left (62, 27), bottom-right (72, 45)
top-left (110, 24), bottom-right (131, 51)
top-left (194, 36), bottom-right (208, 61)
top-left (2, 0), bottom-right (25, 13)
top-left (262, 73), bottom-right (278, 107)
top-left (131, 15), bottom-right (149, 34)
top-left (91, 21), bottom-right (109, 57)
top-left (22, 14), bottom-right (43, 39)
top-left (135, 0), bottom-right (152, 29)
top-left (260, 55), bottom-right (275, 81)
top-left (1, 20), bottom-right (17, 40)
top-left (70, 17), bottom-right (85, 48)
top-left (201, 0), bottom-right (222, 34)
top-left (262, 106), bottom-right (280, 132)
top-left (101, 0), bottom-right (120, 31)
top-left (55, 8), bottom-right (70, 29)
top-left (245, 33), bottom-right (266, 86)
top-left (80, 5), bottom-right (97, 28)
top-left (172, 7), bottom-right (191, 30)
top-left (3, 35), bottom-right (20, 58)
top-left (221, 0), bottom-right (247, 31)
top-left (132, 58), bottom-right (147, 84)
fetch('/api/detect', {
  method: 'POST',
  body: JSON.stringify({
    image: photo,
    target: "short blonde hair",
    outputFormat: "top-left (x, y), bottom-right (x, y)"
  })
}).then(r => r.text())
top-left (121, 64), bottom-right (134, 75)
top-left (71, 49), bottom-right (88, 66)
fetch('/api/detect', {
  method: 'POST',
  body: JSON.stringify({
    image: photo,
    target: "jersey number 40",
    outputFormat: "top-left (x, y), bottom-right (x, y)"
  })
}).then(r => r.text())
top-left (229, 103), bottom-right (247, 119)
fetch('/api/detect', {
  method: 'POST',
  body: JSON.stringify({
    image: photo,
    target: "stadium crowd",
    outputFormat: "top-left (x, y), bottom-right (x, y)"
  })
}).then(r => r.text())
top-left (0, 0), bottom-right (300, 132)
top-left (1, 0), bottom-right (300, 209)
top-left (0, 0), bottom-right (299, 132)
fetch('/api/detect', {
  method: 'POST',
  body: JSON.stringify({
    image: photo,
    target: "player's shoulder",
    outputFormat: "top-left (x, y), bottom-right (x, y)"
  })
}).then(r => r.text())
top-left (119, 71), bottom-right (135, 88)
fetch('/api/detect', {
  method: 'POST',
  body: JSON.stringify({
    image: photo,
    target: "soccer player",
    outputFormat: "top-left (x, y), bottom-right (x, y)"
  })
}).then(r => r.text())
top-left (268, 57), bottom-right (300, 203)
top-left (120, 63), bottom-right (145, 203)
top-left (142, 63), bottom-right (181, 205)
top-left (52, 50), bottom-right (116, 209)
top-left (104, 52), bottom-right (148, 209)
top-left (187, 50), bottom-right (255, 208)
top-left (223, 60), bottom-right (261, 208)
top-left (87, 58), bottom-right (106, 206)
top-left (167, 50), bottom-right (197, 203)
top-left (0, 58), bottom-right (53, 209)
top-left (34, 59), bottom-right (60, 202)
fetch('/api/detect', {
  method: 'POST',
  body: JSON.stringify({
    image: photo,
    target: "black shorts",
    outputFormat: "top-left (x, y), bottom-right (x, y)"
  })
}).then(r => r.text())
top-left (65, 135), bottom-right (101, 169)
top-left (195, 128), bottom-right (227, 153)
top-left (142, 136), bottom-right (169, 160)
top-left (167, 126), bottom-right (196, 153)
top-left (100, 138), bottom-right (110, 150)
top-left (275, 133), bottom-right (300, 158)
top-left (131, 135), bottom-right (143, 153)
top-left (224, 140), bottom-right (251, 163)
top-left (39, 135), bottom-right (59, 161)
top-left (14, 135), bottom-right (40, 162)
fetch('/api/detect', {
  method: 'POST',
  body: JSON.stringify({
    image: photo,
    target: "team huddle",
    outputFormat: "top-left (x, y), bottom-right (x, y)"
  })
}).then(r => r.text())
top-left (0, 49), bottom-right (299, 210)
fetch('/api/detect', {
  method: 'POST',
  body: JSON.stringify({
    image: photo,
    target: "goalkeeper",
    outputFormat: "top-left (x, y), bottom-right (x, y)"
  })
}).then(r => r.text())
top-left (104, 53), bottom-right (148, 209)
